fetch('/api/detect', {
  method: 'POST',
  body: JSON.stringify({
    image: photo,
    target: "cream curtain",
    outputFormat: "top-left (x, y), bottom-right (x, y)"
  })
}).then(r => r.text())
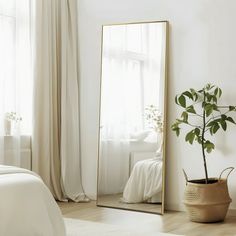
top-left (32, 0), bottom-right (87, 201)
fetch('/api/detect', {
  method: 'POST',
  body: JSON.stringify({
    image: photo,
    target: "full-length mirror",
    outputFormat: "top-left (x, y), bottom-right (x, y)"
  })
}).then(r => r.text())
top-left (97, 21), bottom-right (168, 214)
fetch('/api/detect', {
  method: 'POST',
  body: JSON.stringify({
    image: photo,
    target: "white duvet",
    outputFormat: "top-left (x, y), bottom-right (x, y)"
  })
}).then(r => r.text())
top-left (0, 165), bottom-right (65, 236)
top-left (122, 157), bottom-right (163, 203)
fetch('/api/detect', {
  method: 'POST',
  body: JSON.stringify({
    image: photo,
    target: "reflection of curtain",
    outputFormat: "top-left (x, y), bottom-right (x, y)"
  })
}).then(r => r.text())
top-left (99, 24), bottom-right (163, 194)
top-left (0, 0), bottom-right (31, 166)
top-left (32, 0), bottom-right (87, 202)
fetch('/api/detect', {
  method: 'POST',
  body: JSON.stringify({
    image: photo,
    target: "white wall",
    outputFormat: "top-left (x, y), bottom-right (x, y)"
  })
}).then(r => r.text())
top-left (78, 0), bottom-right (236, 211)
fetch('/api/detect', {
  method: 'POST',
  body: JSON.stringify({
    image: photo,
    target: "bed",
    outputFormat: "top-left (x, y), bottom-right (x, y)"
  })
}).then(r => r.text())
top-left (0, 165), bottom-right (65, 236)
top-left (122, 155), bottom-right (163, 203)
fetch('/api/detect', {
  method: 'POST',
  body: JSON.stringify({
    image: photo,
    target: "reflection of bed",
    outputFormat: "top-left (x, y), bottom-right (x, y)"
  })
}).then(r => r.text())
top-left (129, 151), bottom-right (157, 176)
top-left (122, 154), bottom-right (162, 204)
top-left (0, 165), bottom-right (65, 236)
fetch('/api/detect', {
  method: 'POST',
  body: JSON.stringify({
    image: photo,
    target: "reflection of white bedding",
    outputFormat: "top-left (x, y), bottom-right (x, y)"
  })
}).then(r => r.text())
top-left (0, 165), bottom-right (65, 236)
top-left (122, 158), bottom-right (162, 203)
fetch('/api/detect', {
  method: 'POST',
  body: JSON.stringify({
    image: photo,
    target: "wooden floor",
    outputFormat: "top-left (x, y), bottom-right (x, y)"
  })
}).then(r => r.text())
top-left (97, 193), bottom-right (162, 214)
top-left (58, 201), bottom-right (236, 236)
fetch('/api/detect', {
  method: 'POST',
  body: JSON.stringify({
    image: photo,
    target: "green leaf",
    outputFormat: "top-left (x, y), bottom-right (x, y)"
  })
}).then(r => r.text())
top-left (176, 128), bottom-right (180, 136)
top-left (212, 95), bottom-right (217, 103)
top-left (186, 105), bottom-right (196, 114)
top-left (185, 131), bottom-right (191, 142)
top-left (229, 106), bottom-right (236, 111)
top-left (206, 120), bottom-right (216, 127)
top-left (214, 88), bottom-right (219, 96)
top-left (183, 91), bottom-right (193, 100)
top-left (171, 122), bottom-right (177, 130)
top-left (171, 121), bottom-right (181, 136)
top-left (190, 88), bottom-right (198, 101)
top-left (207, 118), bottom-right (221, 128)
top-left (213, 123), bottom-right (220, 134)
top-left (209, 122), bottom-right (218, 135)
top-left (221, 114), bottom-right (227, 120)
top-left (189, 134), bottom-right (195, 144)
top-left (205, 84), bottom-right (215, 91)
top-left (212, 104), bottom-right (218, 111)
top-left (194, 128), bottom-right (200, 136)
top-left (226, 117), bottom-right (236, 124)
top-left (196, 136), bottom-right (202, 144)
top-left (204, 141), bottom-right (215, 153)
top-left (185, 130), bottom-right (195, 144)
top-left (172, 126), bottom-right (180, 136)
top-left (218, 88), bottom-right (222, 97)
top-left (220, 120), bottom-right (227, 131)
top-left (206, 93), bottom-right (212, 102)
top-left (205, 84), bottom-right (211, 90)
top-left (210, 84), bottom-right (215, 90)
top-left (205, 104), bottom-right (213, 117)
top-left (178, 95), bottom-right (186, 108)
top-left (181, 112), bottom-right (188, 123)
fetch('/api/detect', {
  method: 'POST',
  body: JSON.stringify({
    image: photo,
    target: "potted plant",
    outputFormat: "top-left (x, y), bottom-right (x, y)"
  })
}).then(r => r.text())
top-left (144, 105), bottom-right (163, 153)
top-left (171, 83), bottom-right (235, 223)
top-left (144, 105), bottom-right (163, 133)
top-left (4, 112), bottom-right (22, 135)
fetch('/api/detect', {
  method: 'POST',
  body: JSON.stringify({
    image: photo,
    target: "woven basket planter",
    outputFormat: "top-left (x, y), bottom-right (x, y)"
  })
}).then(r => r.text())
top-left (183, 167), bottom-right (234, 223)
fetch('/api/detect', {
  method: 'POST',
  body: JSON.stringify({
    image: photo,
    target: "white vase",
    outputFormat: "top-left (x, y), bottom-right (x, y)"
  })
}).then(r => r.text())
top-left (4, 119), bottom-right (11, 136)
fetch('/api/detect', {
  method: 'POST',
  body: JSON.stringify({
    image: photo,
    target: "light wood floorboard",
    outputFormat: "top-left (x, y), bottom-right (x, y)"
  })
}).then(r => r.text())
top-left (58, 201), bottom-right (236, 236)
top-left (97, 193), bottom-right (162, 214)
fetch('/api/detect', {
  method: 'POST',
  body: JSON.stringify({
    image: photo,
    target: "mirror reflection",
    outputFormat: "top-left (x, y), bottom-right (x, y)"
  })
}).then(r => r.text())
top-left (97, 21), bottom-right (168, 214)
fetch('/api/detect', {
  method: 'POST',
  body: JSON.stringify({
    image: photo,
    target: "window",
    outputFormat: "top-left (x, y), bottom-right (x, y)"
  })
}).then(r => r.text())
top-left (0, 0), bottom-right (32, 135)
top-left (102, 24), bottom-right (162, 134)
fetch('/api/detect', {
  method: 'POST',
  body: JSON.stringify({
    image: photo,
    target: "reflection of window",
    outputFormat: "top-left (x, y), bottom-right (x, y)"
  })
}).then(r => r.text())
top-left (0, 0), bottom-right (32, 134)
top-left (102, 24), bottom-right (163, 133)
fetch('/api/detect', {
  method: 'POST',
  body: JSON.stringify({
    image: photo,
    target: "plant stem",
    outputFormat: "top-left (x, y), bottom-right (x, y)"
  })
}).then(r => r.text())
top-left (185, 123), bottom-right (202, 129)
top-left (202, 91), bottom-right (209, 184)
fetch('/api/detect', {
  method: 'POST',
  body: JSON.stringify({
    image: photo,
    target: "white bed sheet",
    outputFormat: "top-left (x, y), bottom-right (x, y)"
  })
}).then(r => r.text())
top-left (122, 158), bottom-right (162, 203)
top-left (0, 165), bottom-right (65, 236)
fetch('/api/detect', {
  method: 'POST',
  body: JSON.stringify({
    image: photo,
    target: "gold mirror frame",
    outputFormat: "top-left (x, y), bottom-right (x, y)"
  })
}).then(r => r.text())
top-left (97, 20), bottom-right (168, 215)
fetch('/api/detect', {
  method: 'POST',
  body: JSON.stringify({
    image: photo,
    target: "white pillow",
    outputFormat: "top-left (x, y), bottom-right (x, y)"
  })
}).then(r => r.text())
top-left (144, 131), bottom-right (158, 143)
top-left (130, 130), bottom-right (150, 141)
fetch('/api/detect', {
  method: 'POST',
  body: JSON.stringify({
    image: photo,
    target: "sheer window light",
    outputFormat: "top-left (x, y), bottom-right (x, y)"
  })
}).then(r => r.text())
top-left (0, 0), bottom-right (32, 135)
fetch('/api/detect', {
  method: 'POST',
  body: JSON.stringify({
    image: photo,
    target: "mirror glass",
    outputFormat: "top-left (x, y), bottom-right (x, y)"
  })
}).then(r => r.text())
top-left (97, 21), bottom-right (168, 214)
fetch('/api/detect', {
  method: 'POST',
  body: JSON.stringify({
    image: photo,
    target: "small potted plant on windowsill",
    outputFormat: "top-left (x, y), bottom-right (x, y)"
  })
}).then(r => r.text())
top-left (144, 105), bottom-right (163, 153)
top-left (4, 112), bottom-right (22, 136)
top-left (171, 84), bottom-right (235, 223)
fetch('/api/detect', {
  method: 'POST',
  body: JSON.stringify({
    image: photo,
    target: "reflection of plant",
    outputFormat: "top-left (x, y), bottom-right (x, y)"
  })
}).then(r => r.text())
top-left (5, 112), bottom-right (22, 122)
top-left (144, 105), bottom-right (163, 133)
top-left (171, 83), bottom-right (236, 184)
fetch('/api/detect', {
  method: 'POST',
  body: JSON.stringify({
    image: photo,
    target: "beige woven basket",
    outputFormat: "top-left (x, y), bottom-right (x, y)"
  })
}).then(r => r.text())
top-left (183, 167), bottom-right (234, 223)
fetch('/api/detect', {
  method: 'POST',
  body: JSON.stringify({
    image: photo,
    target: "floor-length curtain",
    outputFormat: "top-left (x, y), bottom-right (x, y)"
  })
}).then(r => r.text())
top-left (0, 0), bottom-right (31, 167)
top-left (32, 0), bottom-right (86, 201)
